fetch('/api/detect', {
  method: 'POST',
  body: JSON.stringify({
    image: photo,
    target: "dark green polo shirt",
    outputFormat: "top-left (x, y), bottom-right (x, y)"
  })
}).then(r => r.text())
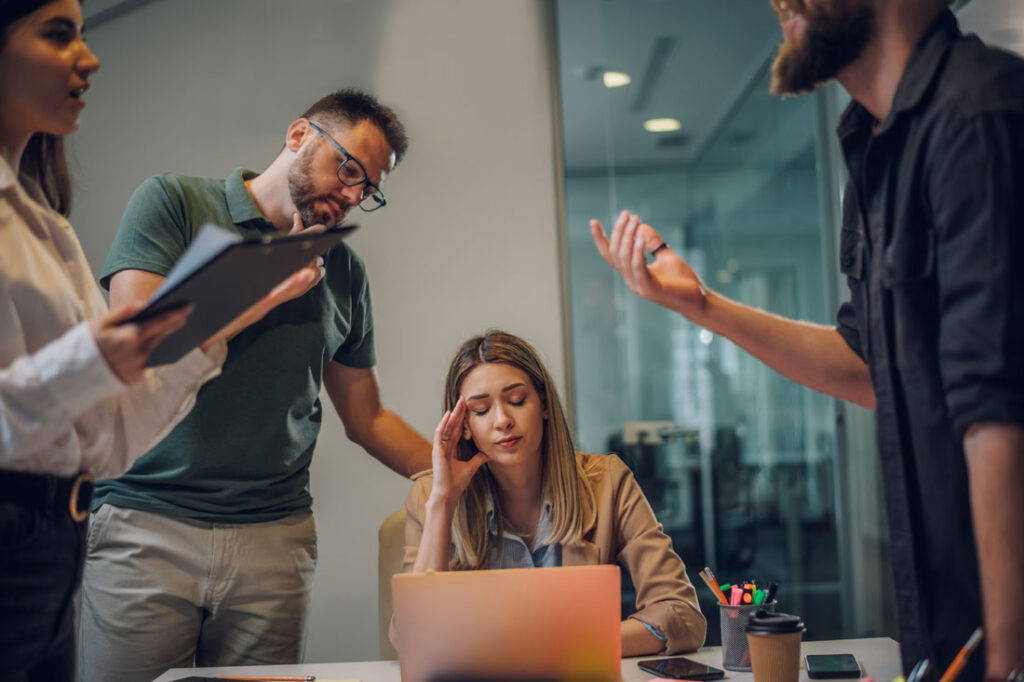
top-left (95, 169), bottom-right (375, 522)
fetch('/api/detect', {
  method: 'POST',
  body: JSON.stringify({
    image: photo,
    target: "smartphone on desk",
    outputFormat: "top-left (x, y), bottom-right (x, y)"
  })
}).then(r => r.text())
top-left (805, 654), bottom-right (861, 679)
top-left (638, 656), bottom-right (725, 680)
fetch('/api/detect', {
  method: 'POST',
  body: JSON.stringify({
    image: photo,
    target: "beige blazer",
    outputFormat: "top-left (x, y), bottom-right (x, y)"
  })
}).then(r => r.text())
top-left (401, 453), bottom-right (707, 654)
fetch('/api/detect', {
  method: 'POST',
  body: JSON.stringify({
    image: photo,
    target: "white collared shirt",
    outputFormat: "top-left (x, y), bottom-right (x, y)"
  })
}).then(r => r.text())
top-left (0, 156), bottom-right (225, 478)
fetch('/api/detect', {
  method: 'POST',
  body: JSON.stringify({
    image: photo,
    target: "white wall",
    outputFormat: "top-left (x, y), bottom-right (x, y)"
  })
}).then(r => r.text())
top-left (71, 0), bottom-right (565, 663)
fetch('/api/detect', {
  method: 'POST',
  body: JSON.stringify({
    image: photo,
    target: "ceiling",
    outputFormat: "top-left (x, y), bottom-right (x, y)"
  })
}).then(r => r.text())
top-left (556, 0), bottom-right (1023, 177)
top-left (556, 0), bottom-right (782, 176)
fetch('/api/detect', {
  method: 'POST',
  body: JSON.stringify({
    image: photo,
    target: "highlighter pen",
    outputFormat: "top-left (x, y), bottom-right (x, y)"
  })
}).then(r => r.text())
top-left (753, 589), bottom-right (766, 605)
top-left (938, 627), bottom-right (983, 682)
top-left (730, 584), bottom-right (743, 606)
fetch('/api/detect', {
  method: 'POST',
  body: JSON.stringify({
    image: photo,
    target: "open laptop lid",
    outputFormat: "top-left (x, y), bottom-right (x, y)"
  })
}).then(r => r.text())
top-left (392, 565), bottom-right (621, 682)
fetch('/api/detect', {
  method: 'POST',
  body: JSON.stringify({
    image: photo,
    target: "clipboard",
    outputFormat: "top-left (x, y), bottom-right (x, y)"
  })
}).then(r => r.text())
top-left (126, 222), bottom-right (357, 366)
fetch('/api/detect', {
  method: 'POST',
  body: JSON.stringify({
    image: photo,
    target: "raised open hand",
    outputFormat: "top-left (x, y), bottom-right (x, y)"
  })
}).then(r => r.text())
top-left (590, 210), bottom-right (708, 320)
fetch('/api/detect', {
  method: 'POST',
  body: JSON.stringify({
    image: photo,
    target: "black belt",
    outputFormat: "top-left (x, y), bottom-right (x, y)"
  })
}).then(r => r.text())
top-left (0, 469), bottom-right (94, 522)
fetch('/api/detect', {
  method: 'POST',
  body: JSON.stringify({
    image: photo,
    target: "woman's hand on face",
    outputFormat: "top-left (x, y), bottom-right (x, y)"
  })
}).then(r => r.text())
top-left (429, 397), bottom-right (489, 507)
top-left (90, 303), bottom-right (192, 384)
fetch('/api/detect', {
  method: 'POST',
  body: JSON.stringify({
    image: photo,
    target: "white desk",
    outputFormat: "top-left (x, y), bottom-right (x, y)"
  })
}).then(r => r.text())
top-left (153, 637), bottom-right (900, 682)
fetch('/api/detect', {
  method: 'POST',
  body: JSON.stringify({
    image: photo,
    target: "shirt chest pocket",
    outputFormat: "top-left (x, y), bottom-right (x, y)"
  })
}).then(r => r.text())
top-left (882, 227), bottom-right (935, 286)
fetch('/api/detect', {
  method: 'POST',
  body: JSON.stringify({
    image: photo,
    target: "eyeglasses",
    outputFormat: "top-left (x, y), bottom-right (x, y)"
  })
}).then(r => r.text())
top-left (308, 121), bottom-right (387, 212)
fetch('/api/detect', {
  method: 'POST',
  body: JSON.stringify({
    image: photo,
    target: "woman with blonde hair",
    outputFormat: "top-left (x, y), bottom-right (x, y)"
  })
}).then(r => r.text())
top-left (399, 330), bottom-right (706, 656)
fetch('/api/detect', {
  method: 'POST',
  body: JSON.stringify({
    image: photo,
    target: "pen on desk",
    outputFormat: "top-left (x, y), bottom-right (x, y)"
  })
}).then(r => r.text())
top-left (906, 658), bottom-right (931, 682)
top-left (699, 567), bottom-right (729, 604)
top-left (212, 671), bottom-right (315, 675)
top-left (938, 627), bottom-right (983, 682)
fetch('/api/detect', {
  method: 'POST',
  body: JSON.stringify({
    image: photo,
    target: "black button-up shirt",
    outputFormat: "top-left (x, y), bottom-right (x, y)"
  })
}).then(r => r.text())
top-left (834, 11), bottom-right (1024, 679)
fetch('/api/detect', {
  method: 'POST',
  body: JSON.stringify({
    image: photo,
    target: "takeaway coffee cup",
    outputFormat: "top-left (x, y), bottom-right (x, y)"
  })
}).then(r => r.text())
top-left (745, 611), bottom-right (805, 682)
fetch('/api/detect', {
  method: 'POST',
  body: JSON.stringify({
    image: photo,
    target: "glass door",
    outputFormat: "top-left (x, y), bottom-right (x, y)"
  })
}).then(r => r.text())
top-left (555, 0), bottom-right (893, 643)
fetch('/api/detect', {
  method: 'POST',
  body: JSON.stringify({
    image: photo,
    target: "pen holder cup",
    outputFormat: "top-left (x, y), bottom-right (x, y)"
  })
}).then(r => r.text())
top-left (718, 600), bottom-right (776, 672)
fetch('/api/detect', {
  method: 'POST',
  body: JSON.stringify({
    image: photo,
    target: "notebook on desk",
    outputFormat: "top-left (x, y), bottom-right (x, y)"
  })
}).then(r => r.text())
top-left (391, 564), bottom-right (622, 682)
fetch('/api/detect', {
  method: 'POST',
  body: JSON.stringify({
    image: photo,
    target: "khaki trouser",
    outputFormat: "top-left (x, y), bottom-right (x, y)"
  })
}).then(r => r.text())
top-left (78, 504), bottom-right (317, 682)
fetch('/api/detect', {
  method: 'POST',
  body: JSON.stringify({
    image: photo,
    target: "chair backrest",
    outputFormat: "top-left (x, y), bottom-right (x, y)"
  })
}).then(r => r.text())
top-left (378, 508), bottom-right (406, 660)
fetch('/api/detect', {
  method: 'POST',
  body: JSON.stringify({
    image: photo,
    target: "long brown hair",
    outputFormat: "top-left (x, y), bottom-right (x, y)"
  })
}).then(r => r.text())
top-left (443, 330), bottom-right (596, 570)
top-left (1, 0), bottom-right (74, 216)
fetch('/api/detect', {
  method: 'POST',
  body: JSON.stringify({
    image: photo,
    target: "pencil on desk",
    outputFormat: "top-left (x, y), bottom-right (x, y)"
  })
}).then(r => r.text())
top-left (214, 671), bottom-right (313, 675)
top-left (937, 627), bottom-right (983, 682)
top-left (699, 567), bottom-right (729, 604)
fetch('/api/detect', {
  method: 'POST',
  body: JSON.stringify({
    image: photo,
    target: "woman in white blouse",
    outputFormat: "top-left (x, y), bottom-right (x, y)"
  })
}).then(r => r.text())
top-left (0, 1), bottom-right (321, 678)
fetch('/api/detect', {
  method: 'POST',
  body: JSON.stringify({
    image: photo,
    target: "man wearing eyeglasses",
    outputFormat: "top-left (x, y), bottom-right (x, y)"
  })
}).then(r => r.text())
top-left (78, 90), bottom-right (432, 681)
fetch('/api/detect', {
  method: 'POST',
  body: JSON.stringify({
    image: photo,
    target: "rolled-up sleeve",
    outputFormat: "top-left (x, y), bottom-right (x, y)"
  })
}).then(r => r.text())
top-left (611, 458), bottom-right (707, 654)
top-left (928, 109), bottom-right (1024, 440)
top-left (835, 301), bottom-right (866, 363)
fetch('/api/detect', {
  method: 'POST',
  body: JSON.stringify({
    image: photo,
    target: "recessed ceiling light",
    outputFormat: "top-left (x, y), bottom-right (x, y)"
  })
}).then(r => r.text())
top-left (644, 118), bottom-right (682, 133)
top-left (602, 71), bottom-right (631, 88)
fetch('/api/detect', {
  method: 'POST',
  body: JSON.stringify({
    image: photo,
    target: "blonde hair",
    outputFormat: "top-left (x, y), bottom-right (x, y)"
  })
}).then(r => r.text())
top-left (443, 330), bottom-right (596, 570)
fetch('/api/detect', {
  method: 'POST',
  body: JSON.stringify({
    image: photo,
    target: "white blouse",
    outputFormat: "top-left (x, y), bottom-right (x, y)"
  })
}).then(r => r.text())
top-left (0, 155), bottom-right (225, 479)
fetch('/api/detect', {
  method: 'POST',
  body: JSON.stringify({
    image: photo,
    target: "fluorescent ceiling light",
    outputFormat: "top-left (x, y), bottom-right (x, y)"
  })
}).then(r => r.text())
top-left (644, 117), bottom-right (682, 132)
top-left (603, 71), bottom-right (631, 88)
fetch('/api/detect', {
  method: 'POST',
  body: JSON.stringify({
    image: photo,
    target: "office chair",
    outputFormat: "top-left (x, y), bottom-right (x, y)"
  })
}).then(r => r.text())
top-left (378, 508), bottom-right (406, 660)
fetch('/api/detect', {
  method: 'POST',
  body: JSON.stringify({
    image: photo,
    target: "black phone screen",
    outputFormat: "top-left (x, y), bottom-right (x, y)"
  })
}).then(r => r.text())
top-left (638, 656), bottom-right (726, 680)
top-left (805, 654), bottom-right (861, 678)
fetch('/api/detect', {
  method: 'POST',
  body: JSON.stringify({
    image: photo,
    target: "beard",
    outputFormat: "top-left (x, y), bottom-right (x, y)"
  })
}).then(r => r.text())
top-left (770, 1), bottom-right (875, 96)
top-left (287, 147), bottom-right (349, 228)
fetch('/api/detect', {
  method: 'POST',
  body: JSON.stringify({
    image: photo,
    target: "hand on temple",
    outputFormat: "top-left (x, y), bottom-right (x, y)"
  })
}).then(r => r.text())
top-left (428, 397), bottom-right (489, 510)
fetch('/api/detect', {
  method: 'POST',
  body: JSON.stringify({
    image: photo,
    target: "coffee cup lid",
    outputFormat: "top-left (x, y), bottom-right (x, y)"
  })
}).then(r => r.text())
top-left (745, 610), bottom-right (805, 634)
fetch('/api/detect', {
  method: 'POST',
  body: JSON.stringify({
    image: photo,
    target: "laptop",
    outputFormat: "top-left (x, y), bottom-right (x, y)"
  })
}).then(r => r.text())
top-left (391, 564), bottom-right (622, 682)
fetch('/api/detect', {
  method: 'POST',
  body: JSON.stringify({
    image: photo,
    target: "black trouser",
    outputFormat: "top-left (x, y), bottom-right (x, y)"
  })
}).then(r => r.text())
top-left (0, 471), bottom-right (91, 682)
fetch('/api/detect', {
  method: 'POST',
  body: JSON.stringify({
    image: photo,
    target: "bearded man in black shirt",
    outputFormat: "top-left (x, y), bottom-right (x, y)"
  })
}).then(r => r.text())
top-left (591, 1), bottom-right (1024, 680)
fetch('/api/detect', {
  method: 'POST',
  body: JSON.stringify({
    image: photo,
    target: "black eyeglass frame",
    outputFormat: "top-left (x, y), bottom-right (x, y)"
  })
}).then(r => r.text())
top-left (308, 120), bottom-right (387, 212)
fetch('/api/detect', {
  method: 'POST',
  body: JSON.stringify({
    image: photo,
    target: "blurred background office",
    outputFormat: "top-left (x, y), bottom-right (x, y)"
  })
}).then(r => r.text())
top-left (71, 0), bottom-right (1022, 663)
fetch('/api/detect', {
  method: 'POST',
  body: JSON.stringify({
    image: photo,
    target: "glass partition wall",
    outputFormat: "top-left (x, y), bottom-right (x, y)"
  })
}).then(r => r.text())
top-left (556, 0), bottom-right (896, 643)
